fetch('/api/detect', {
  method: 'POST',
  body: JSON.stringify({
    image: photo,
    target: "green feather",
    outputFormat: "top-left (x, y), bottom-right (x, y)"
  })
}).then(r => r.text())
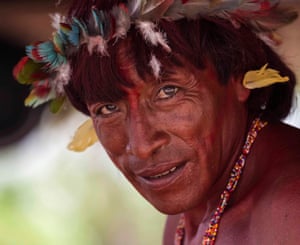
top-left (49, 96), bottom-right (65, 113)
top-left (13, 57), bottom-right (46, 85)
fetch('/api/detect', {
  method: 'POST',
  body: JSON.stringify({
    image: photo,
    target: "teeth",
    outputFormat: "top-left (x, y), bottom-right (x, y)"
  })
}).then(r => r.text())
top-left (150, 167), bottom-right (177, 179)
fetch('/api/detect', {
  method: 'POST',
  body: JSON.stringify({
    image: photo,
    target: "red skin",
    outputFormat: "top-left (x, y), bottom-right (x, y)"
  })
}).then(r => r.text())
top-left (164, 123), bottom-right (300, 245)
top-left (88, 60), bottom-right (300, 244)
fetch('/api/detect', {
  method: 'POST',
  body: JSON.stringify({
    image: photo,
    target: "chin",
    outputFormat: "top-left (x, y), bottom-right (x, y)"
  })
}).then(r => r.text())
top-left (140, 191), bottom-right (199, 215)
top-left (148, 203), bottom-right (184, 215)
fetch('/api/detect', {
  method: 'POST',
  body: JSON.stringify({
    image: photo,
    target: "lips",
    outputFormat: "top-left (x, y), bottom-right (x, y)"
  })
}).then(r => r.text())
top-left (148, 166), bottom-right (177, 179)
top-left (136, 161), bottom-right (186, 189)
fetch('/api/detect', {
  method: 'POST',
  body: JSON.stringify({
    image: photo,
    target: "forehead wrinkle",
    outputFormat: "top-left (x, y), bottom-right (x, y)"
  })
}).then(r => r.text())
top-left (154, 52), bottom-right (198, 84)
top-left (159, 65), bottom-right (191, 84)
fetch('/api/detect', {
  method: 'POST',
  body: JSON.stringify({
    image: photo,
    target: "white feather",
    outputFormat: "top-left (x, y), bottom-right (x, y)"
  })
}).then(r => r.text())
top-left (55, 0), bottom-right (62, 6)
top-left (136, 20), bottom-right (171, 52)
top-left (149, 54), bottom-right (162, 78)
top-left (129, 0), bottom-right (143, 16)
top-left (54, 63), bottom-right (72, 94)
top-left (112, 6), bottom-right (131, 39)
top-left (50, 13), bottom-right (66, 31)
top-left (130, 0), bottom-right (174, 20)
top-left (87, 36), bottom-right (109, 56)
top-left (141, 0), bottom-right (169, 15)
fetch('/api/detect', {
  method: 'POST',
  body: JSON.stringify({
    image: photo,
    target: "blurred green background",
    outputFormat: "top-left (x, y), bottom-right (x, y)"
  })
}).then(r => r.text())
top-left (0, 1), bottom-right (165, 244)
top-left (0, 110), bottom-right (165, 245)
top-left (0, 1), bottom-right (299, 245)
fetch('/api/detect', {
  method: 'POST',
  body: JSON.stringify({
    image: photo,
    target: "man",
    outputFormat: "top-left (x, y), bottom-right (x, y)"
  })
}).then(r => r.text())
top-left (14, 1), bottom-right (300, 244)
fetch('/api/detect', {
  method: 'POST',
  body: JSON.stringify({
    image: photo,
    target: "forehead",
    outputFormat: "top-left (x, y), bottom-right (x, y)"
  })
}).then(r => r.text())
top-left (81, 28), bottom-right (211, 105)
top-left (120, 60), bottom-right (223, 103)
top-left (115, 37), bottom-right (204, 83)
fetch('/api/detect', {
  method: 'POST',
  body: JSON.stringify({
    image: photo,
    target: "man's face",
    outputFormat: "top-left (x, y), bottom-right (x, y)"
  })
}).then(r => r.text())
top-left (88, 62), bottom-right (248, 214)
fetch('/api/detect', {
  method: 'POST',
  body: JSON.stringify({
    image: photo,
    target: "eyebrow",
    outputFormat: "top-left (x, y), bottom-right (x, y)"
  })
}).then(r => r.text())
top-left (157, 67), bottom-right (181, 83)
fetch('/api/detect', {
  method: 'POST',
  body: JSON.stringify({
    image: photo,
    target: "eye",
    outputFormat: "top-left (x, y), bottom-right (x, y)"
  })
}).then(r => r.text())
top-left (94, 104), bottom-right (119, 116)
top-left (157, 85), bottom-right (179, 100)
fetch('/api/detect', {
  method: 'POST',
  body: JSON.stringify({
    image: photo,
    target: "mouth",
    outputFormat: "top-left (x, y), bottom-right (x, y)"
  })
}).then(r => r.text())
top-left (147, 166), bottom-right (178, 179)
top-left (137, 162), bottom-right (187, 190)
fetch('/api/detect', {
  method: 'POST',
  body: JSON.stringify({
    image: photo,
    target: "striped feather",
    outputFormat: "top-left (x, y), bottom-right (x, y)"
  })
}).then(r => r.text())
top-left (112, 4), bottom-right (131, 39)
top-left (129, 0), bottom-right (174, 20)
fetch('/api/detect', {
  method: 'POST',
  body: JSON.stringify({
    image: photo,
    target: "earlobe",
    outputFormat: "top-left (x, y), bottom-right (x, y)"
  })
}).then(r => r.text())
top-left (231, 77), bottom-right (250, 102)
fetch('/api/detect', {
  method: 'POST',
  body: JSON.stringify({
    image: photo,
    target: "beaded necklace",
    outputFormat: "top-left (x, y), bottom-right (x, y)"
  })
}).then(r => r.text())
top-left (174, 118), bottom-right (268, 245)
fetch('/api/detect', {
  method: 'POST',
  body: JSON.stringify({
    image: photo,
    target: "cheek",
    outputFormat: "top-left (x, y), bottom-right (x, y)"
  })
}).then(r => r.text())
top-left (167, 101), bottom-right (222, 161)
top-left (93, 119), bottom-right (127, 157)
top-left (164, 102), bottom-right (206, 140)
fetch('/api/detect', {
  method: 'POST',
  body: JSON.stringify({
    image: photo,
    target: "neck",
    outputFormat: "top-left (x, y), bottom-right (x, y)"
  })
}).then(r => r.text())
top-left (182, 147), bottom-right (242, 241)
top-left (182, 141), bottom-right (244, 240)
top-left (179, 118), bottom-right (268, 244)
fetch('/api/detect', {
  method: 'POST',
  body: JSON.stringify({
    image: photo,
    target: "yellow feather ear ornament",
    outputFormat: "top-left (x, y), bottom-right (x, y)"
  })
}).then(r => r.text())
top-left (243, 64), bottom-right (290, 89)
top-left (68, 118), bottom-right (98, 152)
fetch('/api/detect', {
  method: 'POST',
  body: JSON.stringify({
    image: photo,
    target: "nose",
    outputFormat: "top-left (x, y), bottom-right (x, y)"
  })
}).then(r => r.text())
top-left (126, 109), bottom-right (169, 159)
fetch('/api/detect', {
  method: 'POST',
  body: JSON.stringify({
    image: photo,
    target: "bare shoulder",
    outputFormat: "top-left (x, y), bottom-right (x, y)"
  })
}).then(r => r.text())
top-left (266, 123), bottom-right (300, 217)
top-left (163, 214), bottom-right (181, 245)
top-left (259, 123), bottom-right (300, 172)
top-left (263, 174), bottom-right (300, 244)
top-left (252, 122), bottom-right (300, 244)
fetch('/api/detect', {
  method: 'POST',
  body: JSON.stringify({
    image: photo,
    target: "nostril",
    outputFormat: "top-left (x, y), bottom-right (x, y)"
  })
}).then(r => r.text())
top-left (126, 110), bottom-right (170, 158)
top-left (125, 131), bottom-right (170, 159)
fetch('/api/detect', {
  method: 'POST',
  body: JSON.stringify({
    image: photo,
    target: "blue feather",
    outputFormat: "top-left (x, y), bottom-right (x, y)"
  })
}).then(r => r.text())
top-left (53, 32), bottom-right (65, 53)
top-left (98, 10), bottom-right (106, 36)
top-left (25, 45), bottom-right (35, 60)
top-left (68, 23), bottom-right (80, 46)
top-left (92, 8), bottom-right (106, 36)
top-left (37, 42), bottom-right (66, 70)
top-left (72, 17), bottom-right (88, 38)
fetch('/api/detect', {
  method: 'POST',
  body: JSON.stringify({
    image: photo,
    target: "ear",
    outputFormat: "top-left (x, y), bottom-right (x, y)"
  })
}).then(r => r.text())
top-left (230, 77), bottom-right (250, 102)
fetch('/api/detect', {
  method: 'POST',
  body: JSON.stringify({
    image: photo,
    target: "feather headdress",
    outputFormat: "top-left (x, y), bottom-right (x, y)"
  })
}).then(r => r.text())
top-left (14, 0), bottom-right (297, 112)
top-left (13, 0), bottom-right (297, 150)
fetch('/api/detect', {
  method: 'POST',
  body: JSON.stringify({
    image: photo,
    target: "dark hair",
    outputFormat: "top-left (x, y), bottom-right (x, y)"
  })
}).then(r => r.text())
top-left (64, 0), bottom-right (296, 122)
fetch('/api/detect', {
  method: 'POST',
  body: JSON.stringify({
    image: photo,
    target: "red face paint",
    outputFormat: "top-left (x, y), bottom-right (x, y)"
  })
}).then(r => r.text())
top-left (91, 62), bottom-right (249, 217)
top-left (126, 88), bottom-right (140, 112)
top-left (260, 1), bottom-right (271, 11)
